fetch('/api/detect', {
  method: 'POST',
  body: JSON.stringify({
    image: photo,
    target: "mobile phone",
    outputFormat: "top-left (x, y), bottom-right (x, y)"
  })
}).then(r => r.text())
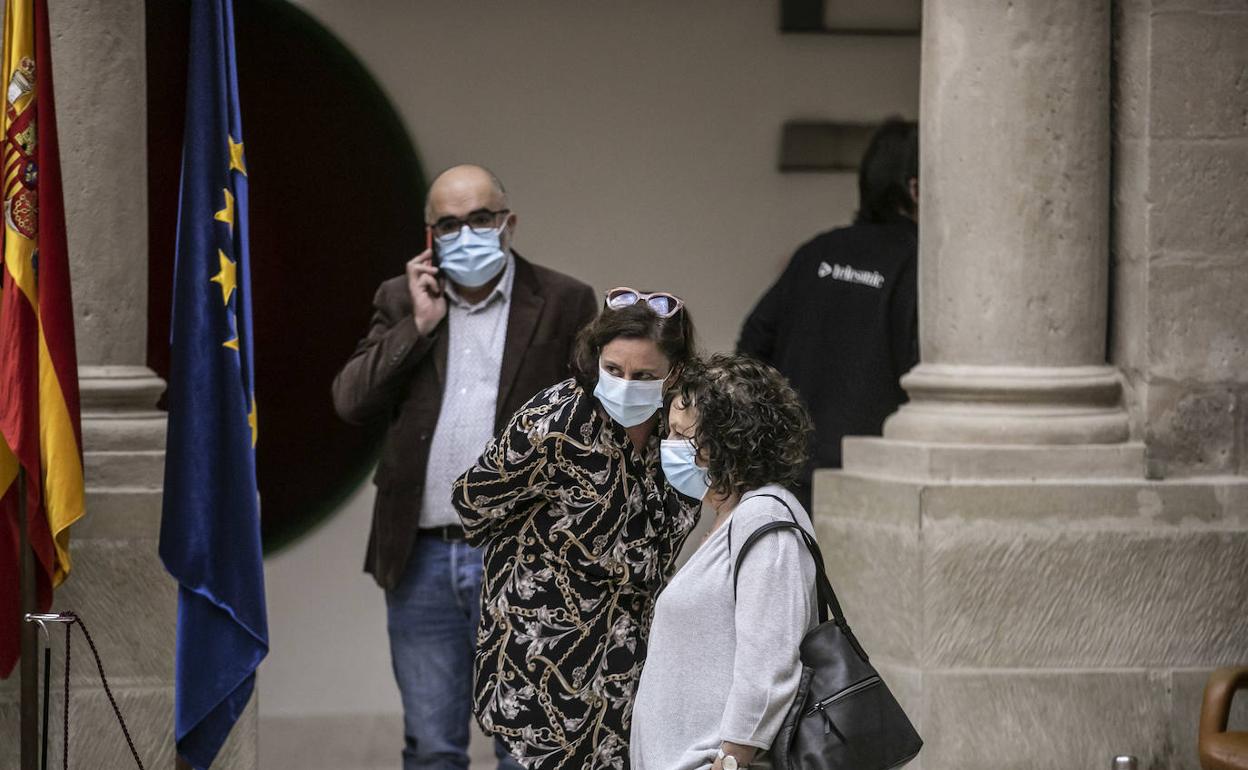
top-left (426, 227), bottom-right (437, 266)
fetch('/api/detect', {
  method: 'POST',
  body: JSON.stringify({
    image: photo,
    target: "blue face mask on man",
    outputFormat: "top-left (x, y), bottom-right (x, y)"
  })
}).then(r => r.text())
top-left (435, 224), bottom-right (508, 288)
top-left (660, 438), bottom-right (711, 502)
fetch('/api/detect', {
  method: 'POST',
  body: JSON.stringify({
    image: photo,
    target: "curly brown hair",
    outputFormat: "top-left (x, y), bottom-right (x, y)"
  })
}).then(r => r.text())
top-left (675, 353), bottom-right (813, 500)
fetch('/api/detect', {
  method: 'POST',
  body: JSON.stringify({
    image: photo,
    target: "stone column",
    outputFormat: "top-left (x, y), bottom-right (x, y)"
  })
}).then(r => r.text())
top-left (815, 1), bottom-right (1248, 769)
top-left (49, 0), bottom-right (179, 755)
top-left (883, 0), bottom-right (1129, 448)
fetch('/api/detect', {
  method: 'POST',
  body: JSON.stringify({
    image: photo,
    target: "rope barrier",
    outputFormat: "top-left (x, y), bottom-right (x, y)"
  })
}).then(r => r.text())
top-left (25, 611), bottom-right (147, 770)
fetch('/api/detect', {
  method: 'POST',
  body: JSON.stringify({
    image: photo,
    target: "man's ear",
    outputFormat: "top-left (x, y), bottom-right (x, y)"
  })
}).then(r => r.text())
top-left (908, 177), bottom-right (919, 209)
top-left (501, 212), bottom-right (518, 250)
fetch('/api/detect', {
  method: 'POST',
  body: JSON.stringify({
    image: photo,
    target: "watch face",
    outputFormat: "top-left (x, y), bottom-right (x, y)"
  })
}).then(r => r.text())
top-left (722, 756), bottom-right (738, 770)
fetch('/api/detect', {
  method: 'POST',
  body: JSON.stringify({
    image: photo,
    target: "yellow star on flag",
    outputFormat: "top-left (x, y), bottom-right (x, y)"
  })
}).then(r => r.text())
top-left (228, 136), bottom-right (247, 176)
top-left (210, 249), bottom-right (237, 305)
top-left (215, 188), bottom-right (235, 231)
top-left (223, 336), bottom-right (240, 350)
top-left (248, 397), bottom-right (258, 447)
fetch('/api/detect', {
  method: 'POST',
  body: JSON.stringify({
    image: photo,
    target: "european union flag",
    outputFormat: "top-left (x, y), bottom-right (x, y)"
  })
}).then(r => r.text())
top-left (159, 1), bottom-right (268, 767)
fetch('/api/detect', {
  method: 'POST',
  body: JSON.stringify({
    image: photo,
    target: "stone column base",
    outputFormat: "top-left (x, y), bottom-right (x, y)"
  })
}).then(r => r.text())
top-left (813, 464), bottom-right (1248, 770)
top-left (884, 364), bottom-right (1132, 445)
top-left (844, 437), bottom-right (1146, 481)
top-left (77, 365), bottom-right (167, 538)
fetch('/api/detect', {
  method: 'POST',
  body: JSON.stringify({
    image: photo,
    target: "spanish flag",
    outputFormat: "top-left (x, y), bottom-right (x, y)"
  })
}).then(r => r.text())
top-left (0, 0), bottom-right (84, 679)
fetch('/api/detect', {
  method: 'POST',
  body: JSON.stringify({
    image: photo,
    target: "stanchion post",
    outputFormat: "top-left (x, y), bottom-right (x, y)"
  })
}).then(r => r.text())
top-left (18, 465), bottom-right (39, 770)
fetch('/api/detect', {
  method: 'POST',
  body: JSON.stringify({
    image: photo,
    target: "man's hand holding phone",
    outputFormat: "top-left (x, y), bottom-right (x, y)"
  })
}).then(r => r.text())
top-left (407, 242), bottom-right (447, 337)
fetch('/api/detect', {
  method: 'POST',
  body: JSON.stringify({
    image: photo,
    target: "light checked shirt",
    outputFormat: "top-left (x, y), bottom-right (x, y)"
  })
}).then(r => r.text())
top-left (419, 254), bottom-right (515, 528)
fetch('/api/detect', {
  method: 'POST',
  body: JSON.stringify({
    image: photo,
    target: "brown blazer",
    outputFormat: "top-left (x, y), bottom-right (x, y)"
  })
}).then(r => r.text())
top-left (332, 253), bottom-right (598, 590)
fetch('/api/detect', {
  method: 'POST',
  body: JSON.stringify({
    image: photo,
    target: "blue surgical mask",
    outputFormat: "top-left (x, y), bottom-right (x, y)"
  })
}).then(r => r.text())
top-left (593, 367), bottom-right (665, 428)
top-left (661, 438), bottom-right (710, 501)
top-left (435, 224), bottom-right (507, 288)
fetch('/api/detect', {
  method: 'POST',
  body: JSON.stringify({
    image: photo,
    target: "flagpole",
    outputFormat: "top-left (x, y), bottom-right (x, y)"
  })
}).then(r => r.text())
top-left (18, 464), bottom-right (39, 770)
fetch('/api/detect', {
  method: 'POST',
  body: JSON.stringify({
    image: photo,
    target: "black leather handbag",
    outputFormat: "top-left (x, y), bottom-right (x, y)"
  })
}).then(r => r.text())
top-left (733, 495), bottom-right (922, 770)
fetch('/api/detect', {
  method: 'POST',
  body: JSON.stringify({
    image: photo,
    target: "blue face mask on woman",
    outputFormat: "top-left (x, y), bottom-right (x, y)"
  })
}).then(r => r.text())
top-left (593, 367), bottom-right (665, 428)
top-left (435, 224), bottom-right (507, 288)
top-left (660, 438), bottom-right (711, 501)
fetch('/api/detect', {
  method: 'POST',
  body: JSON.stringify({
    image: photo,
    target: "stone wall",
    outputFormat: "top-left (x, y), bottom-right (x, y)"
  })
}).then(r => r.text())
top-left (817, 0), bottom-right (1248, 768)
top-left (817, 469), bottom-right (1248, 769)
top-left (1113, 0), bottom-right (1248, 477)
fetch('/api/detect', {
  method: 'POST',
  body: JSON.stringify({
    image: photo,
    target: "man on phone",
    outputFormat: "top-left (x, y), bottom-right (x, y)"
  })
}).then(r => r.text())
top-left (333, 164), bottom-right (597, 769)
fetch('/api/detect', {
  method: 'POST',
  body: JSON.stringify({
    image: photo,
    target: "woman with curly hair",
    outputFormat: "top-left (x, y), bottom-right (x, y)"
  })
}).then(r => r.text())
top-left (631, 353), bottom-right (818, 770)
top-left (453, 289), bottom-right (702, 769)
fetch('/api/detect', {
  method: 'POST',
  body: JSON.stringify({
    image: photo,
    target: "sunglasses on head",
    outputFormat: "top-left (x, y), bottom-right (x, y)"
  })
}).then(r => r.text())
top-left (604, 287), bottom-right (685, 318)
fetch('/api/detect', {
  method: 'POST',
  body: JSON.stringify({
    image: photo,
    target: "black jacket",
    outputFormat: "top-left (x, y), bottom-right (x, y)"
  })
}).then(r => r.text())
top-left (737, 216), bottom-right (917, 473)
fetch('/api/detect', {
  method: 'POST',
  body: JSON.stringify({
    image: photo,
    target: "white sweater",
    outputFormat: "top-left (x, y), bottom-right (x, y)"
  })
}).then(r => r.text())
top-left (630, 486), bottom-right (817, 770)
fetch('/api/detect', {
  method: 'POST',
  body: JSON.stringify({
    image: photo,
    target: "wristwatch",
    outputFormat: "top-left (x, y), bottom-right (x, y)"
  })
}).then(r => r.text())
top-left (717, 749), bottom-right (741, 770)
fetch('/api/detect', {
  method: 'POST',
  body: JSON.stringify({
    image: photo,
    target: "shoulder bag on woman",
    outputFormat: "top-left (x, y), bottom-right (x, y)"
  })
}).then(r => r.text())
top-left (733, 494), bottom-right (922, 770)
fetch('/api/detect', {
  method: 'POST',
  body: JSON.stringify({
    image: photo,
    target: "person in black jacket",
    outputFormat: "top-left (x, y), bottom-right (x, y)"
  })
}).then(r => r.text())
top-left (737, 119), bottom-right (919, 509)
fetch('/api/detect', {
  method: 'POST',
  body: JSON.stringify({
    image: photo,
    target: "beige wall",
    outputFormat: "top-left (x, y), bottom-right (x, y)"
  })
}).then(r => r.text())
top-left (292, 0), bottom-right (919, 353)
top-left (260, 0), bottom-right (918, 743)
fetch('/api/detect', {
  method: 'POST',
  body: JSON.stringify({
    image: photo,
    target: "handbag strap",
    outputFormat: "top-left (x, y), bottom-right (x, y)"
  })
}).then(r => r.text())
top-left (731, 493), bottom-right (869, 662)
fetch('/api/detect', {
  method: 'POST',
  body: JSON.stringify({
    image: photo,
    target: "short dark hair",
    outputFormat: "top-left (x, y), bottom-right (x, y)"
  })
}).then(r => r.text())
top-left (676, 354), bottom-right (813, 500)
top-left (856, 118), bottom-right (918, 225)
top-left (572, 302), bottom-right (697, 391)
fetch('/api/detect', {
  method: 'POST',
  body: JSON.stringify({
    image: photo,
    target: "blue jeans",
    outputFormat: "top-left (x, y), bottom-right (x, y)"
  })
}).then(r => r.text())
top-left (386, 536), bottom-right (524, 770)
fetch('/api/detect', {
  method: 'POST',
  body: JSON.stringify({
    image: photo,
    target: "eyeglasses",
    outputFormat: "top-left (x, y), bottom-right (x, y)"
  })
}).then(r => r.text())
top-left (604, 287), bottom-right (685, 318)
top-left (428, 208), bottom-right (511, 239)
